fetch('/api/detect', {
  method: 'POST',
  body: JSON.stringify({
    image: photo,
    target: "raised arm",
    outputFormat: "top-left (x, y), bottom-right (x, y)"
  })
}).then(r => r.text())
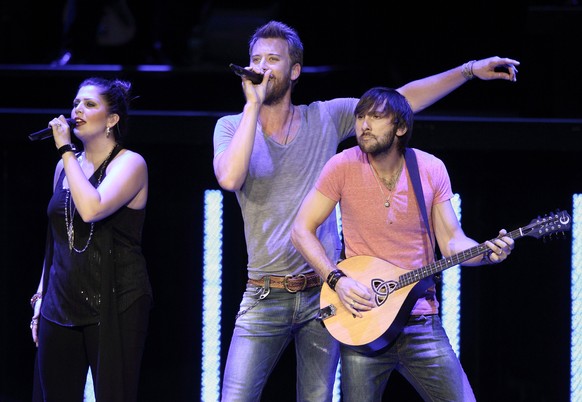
top-left (213, 101), bottom-right (261, 191)
top-left (50, 115), bottom-right (148, 223)
top-left (398, 56), bottom-right (520, 113)
top-left (62, 149), bottom-right (148, 222)
top-left (213, 70), bottom-right (271, 191)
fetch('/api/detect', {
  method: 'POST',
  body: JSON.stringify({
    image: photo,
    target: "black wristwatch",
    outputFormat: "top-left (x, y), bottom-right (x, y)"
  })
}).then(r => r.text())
top-left (58, 143), bottom-right (77, 156)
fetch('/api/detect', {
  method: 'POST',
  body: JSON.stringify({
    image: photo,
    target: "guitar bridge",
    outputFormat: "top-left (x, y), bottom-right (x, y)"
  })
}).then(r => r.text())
top-left (317, 305), bottom-right (336, 321)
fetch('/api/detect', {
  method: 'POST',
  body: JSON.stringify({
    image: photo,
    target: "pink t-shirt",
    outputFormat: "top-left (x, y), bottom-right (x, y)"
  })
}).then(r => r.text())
top-left (316, 146), bottom-right (453, 315)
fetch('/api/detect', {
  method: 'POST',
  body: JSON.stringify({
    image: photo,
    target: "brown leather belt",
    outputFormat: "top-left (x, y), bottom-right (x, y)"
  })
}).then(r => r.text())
top-left (248, 272), bottom-right (323, 293)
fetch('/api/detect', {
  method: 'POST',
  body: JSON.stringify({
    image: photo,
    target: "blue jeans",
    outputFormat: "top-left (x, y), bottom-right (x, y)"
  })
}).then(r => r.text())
top-left (340, 314), bottom-right (475, 402)
top-left (221, 283), bottom-right (340, 402)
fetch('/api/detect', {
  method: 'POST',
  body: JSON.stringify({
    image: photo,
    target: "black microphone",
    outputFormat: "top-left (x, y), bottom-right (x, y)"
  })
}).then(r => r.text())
top-left (229, 63), bottom-right (264, 85)
top-left (28, 118), bottom-right (77, 142)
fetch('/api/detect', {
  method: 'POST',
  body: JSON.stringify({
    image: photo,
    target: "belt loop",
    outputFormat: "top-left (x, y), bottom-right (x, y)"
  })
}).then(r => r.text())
top-left (259, 276), bottom-right (271, 299)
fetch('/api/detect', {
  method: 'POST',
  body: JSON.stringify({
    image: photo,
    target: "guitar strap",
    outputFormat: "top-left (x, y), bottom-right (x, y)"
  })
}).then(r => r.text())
top-left (404, 148), bottom-right (440, 282)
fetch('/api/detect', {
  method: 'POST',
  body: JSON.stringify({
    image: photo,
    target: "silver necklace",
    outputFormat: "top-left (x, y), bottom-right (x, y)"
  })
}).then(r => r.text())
top-left (64, 144), bottom-right (118, 253)
top-left (283, 105), bottom-right (295, 145)
top-left (368, 156), bottom-right (403, 208)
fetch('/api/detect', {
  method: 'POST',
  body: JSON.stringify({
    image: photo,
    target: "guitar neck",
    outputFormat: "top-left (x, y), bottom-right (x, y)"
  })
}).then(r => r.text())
top-left (397, 226), bottom-right (530, 289)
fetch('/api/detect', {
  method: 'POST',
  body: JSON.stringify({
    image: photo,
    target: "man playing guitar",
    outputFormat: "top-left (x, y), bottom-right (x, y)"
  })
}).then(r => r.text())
top-left (291, 86), bottom-right (515, 401)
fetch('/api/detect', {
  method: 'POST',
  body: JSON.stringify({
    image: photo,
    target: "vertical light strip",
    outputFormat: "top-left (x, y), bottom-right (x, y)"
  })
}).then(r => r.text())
top-left (336, 204), bottom-right (343, 245)
top-left (571, 194), bottom-right (582, 401)
top-left (333, 360), bottom-right (342, 402)
top-left (441, 193), bottom-right (462, 358)
top-left (84, 369), bottom-right (95, 401)
top-left (202, 190), bottom-right (223, 402)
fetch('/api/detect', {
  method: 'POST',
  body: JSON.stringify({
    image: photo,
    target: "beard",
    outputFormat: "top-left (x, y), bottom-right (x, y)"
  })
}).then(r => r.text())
top-left (357, 126), bottom-right (398, 156)
top-left (263, 70), bottom-right (293, 106)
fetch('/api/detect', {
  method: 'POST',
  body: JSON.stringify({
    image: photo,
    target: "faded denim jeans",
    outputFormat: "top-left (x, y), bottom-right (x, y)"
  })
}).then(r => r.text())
top-left (341, 314), bottom-right (476, 402)
top-left (221, 283), bottom-right (340, 402)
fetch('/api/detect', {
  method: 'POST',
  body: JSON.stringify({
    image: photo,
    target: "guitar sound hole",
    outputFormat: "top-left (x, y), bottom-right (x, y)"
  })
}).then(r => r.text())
top-left (372, 279), bottom-right (397, 306)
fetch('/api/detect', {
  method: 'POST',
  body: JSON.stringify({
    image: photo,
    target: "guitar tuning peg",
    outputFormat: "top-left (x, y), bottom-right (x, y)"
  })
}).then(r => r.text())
top-left (544, 230), bottom-right (569, 243)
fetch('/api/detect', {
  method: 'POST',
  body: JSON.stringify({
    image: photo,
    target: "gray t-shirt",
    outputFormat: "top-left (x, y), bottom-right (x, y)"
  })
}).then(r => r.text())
top-left (213, 98), bottom-right (357, 279)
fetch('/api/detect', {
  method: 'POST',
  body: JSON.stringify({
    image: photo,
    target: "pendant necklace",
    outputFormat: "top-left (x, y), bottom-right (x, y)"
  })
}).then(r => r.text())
top-left (368, 156), bottom-right (403, 208)
top-left (283, 105), bottom-right (295, 145)
top-left (64, 144), bottom-right (119, 253)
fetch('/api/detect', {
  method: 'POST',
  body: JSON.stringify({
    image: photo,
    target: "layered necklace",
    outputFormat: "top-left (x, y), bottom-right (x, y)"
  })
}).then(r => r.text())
top-left (368, 156), bottom-right (404, 208)
top-left (64, 144), bottom-right (119, 253)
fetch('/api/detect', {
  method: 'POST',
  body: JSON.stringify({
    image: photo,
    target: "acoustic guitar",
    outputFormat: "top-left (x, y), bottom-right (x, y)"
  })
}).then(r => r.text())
top-left (318, 210), bottom-right (571, 356)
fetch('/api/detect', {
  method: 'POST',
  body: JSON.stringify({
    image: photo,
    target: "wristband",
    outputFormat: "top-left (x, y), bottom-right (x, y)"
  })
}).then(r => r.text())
top-left (326, 269), bottom-right (346, 291)
top-left (58, 143), bottom-right (77, 156)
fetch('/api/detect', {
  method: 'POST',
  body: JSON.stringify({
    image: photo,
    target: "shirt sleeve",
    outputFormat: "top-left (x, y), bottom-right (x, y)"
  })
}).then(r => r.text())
top-left (213, 114), bottom-right (240, 157)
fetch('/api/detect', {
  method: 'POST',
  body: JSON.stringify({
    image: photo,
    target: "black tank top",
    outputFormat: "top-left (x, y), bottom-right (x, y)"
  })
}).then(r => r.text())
top-left (42, 149), bottom-right (152, 326)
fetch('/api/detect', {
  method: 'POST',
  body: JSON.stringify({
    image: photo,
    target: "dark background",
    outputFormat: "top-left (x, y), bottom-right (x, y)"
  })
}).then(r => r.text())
top-left (1, 0), bottom-right (581, 401)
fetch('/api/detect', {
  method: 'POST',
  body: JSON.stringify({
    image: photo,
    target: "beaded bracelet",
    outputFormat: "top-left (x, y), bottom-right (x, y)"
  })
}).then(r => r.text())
top-left (461, 60), bottom-right (476, 80)
top-left (30, 292), bottom-right (42, 309)
top-left (326, 269), bottom-right (346, 291)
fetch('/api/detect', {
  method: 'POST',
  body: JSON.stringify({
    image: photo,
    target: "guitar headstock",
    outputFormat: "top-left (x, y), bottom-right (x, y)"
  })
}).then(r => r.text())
top-left (524, 210), bottom-right (571, 240)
